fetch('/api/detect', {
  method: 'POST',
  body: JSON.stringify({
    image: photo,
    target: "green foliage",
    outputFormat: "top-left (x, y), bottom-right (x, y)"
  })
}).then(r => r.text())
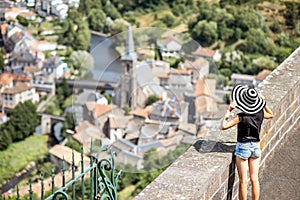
top-left (123, 105), bottom-right (131, 116)
top-left (0, 48), bottom-right (6, 71)
top-left (161, 12), bottom-right (176, 28)
top-left (88, 8), bottom-right (107, 31)
top-left (275, 32), bottom-right (292, 48)
top-left (0, 128), bottom-right (12, 150)
top-left (108, 18), bottom-right (129, 35)
top-left (70, 50), bottom-right (94, 70)
top-left (273, 46), bottom-right (292, 63)
top-left (16, 15), bottom-right (29, 26)
top-left (234, 8), bottom-right (266, 32)
top-left (45, 97), bottom-right (62, 116)
top-left (58, 8), bottom-right (91, 51)
top-left (191, 20), bottom-right (218, 46)
top-left (64, 112), bottom-right (76, 131)
top-left (0, 135), bottom-right (48, 187)
top-left (65, 136), bottom-right (81, 152)
top-left (56, 78), bottom-right (71, 107)
top-left (62, 95), bottom-right (75, 109)
top-left (145, 94), bottom-right (158, 106)
top-left (168, 57), bottom-right (185, 69)
top-left (283, 2), bottom-right (300, 29)
top-left (252, 57), bottom-right (277, 74)
top-left (104, 0), bottom-right (121, 19)
top-left (237, 28), bottom-right (275, 55)
top-left (0, 101), bottom-right (40, 150)
top-left (103, 92), bottom-right (112, 104)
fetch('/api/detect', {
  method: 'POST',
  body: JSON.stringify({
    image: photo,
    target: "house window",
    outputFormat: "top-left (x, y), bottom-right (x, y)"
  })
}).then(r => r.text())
top-left (126, 64), bottom-right (131, 73)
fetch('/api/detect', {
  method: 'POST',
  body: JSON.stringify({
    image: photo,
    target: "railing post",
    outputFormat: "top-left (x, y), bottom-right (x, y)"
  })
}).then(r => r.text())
top-left (51, 164), bottom-right (55, 194)
top-left (81, 147), bottom-right (85, 200)
top-left (29, 179), bottom-right (33, 200)
top-left (62, 157), bottom-right (66, 188)
top-left (41, 173), bottom-right (44, 200)
top-left (72, 151), bottom-right (75, 200)
top-left (16, 185), bottom-right (20, 200)
top-left (90, 139), bottom-right (94, 200)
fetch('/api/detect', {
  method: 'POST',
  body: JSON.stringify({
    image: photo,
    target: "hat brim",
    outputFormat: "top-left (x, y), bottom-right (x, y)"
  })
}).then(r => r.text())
top-left (232, 85), bottom-right (266, 114)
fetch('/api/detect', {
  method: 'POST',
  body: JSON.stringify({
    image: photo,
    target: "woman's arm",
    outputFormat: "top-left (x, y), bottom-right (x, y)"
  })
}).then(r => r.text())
top-left (264, 104), bottom-right (274, 119)
top-left (220, 115), bottom-right (240, 130)
top-left (220, 101), bottom-right (240, 130)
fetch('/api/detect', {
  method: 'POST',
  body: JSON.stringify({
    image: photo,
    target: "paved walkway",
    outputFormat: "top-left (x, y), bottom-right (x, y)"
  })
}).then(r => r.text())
top-left (259, 125), bottom-right (300, 200)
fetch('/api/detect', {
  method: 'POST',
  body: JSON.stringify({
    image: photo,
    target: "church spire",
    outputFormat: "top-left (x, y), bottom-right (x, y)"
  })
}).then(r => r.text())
top-left (121, 25), bottom-right (137, 61)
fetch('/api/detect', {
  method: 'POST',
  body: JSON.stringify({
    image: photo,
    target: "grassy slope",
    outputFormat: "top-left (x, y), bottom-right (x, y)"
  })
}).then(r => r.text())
top-left (0, 134), bottom-right (49, 186)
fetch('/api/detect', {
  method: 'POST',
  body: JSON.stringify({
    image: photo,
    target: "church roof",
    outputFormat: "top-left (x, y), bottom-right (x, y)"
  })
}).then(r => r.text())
top-left (121, 25), bottom-right (137, 61)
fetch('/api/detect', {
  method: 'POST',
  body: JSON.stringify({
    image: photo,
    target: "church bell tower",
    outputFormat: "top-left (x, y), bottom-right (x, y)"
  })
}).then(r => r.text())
top-left (117, 25), bottom-right (137, 110)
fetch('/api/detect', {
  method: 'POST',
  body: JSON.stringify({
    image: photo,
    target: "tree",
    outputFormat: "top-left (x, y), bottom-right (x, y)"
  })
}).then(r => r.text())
top-left (73, 21), bottom-right (91, 51)
top-left (283, 2), bottom-right (300, 29)
top-left (108, 18), bottom-right (129, 35)
top-left (161, 13), bottom-right (176, 28)
top-left (191, 20), bottom-right (218, 46)
top-left (275, 33), bottom-right (292, 48)
top-left (88, 8), bottom-right (106, 32)
top-left (16, 15), bottom-right (29, 26)
top-left (0, 48), bottom-right (6, 72)
top-left (252, 57), bottom-right (277, 74)
top-left (103, 93), bottom-right (112, 104)
top-left (234, 9), bottom-right (265, 32)
top-left (145, 95), bottom-right (158, 106)
top-left (0, 128), bottom-right (12, 150)
top-left (104, 0), bottom-right (121, 20)
top-left (70, 51), bottom-right (94, 70)
top-left (8, 101), bottom-right (39, 141)
top-left (56, 78), bottom-right (71, 108)
top-left (62, 113), bottom-right (76, 138)
top-left (237, 28), bottom-right (275, 55)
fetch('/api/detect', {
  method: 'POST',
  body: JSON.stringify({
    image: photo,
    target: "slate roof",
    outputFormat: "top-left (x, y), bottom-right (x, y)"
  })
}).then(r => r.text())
top-left (2, 82), bottom-right (33, 94)
top-left (150, 99), bottom-right (188, 118)
top-left (76, 90), bottom-right (105, 105)
top-left (136, 141), bottom-right (163, 153)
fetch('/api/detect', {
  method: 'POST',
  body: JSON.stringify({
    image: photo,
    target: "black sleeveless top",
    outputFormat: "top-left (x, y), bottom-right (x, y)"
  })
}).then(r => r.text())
top-left (237, 109), bottom-right (264, 143)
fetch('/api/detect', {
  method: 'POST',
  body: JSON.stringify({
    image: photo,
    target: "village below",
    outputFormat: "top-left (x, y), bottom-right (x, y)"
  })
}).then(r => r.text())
top-left (0, 0), bottom-right (299, 199)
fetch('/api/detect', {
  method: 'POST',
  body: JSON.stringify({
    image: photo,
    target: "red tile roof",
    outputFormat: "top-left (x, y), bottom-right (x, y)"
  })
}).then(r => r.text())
top-left (85, 102), bottom-right (116, 117)
top-left (169, 68), bottom-right (190, 75)
top-left (4, 7), bottom-right (20, 13)
top-left (0, 73), bottom-right (13, 85)
top-left (0, 23), bottom-right (7, 35)
top-left (193, 47), bottom-right (216, 58)
top-left (256, 69), bottom-right (271, 81)
top-left (130, 107), bottom-right (149, 118)
top-left (194, 78), bottom-right (211, 97)
top-left (2, 82), bottom-right (33, 94)
top-left (180, 57), bottom-right (209, 70)
top-left (155, 71), bottom-right (169, 79)
top-left (164, 35), bottom-right (182, 45)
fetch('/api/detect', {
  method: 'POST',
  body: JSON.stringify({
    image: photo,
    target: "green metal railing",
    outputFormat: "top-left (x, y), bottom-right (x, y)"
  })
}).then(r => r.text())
top-left (7, 142), bottom-right (121, 200)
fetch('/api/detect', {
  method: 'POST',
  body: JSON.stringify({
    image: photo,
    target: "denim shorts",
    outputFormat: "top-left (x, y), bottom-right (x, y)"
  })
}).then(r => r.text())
top-left (234, 142), bottom-right (261, 160)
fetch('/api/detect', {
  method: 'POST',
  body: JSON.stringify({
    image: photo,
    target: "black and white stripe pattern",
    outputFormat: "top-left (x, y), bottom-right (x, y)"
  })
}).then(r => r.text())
top-left (232, 85), bottom-right (266, 114)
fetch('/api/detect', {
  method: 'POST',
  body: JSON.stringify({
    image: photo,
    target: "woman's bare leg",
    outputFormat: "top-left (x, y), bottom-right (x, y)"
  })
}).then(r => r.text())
top-left (249, 157), bottom-right (260, 200)
top-left (236, 156), bottom-right (248, 200)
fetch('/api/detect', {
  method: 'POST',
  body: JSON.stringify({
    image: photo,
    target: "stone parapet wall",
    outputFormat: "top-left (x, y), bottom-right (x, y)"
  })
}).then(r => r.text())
top-left (135, 47), bottom-right (300, 200)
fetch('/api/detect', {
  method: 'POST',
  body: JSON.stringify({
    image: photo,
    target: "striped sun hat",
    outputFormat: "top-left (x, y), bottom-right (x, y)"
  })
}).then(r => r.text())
top-left (231, 84), bottom-right (266, 114)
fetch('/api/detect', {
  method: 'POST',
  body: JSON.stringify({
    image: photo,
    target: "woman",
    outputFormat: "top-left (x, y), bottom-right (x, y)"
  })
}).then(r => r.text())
top-left (220, 84), bottom-right (274, 200)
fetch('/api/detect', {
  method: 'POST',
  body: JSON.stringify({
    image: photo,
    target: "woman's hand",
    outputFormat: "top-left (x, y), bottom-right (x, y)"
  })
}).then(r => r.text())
top-left (228, 101), bottom-right (236, 111)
